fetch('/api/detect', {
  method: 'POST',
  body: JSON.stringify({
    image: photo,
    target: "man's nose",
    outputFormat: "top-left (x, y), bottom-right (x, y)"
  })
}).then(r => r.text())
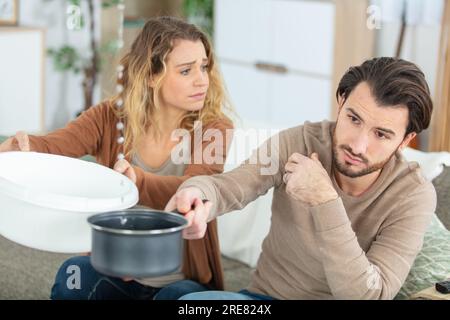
top-left (349, 133), bottom-right (368, 156)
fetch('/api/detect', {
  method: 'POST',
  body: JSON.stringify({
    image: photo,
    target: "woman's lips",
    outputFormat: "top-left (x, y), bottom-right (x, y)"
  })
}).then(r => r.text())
top-left (343, 150), bottom-right (363, 165)
top-left (189, 92), bottom-right (206, 100)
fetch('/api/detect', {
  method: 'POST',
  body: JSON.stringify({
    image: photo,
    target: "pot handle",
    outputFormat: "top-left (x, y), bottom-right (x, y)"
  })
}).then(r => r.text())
top-left (171, 199), bottom-right (209, 215)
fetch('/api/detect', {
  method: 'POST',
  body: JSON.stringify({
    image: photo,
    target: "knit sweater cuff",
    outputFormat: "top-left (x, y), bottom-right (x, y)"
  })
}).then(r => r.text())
top-left (179, 177), bottom-right (219, 221)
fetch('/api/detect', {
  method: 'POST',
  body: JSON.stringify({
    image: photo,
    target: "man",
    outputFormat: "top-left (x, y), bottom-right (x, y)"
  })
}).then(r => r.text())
top-left (166, 57), bottom-right (436, 299)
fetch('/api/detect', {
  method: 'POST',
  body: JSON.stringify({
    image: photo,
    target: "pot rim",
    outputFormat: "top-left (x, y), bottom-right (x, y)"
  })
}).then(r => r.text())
top-left (87, 208), bottom-right (189, 235)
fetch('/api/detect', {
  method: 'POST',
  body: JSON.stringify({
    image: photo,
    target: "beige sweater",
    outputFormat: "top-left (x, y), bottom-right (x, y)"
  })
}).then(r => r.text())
top-left (180, 121), bottom-right (437, 299)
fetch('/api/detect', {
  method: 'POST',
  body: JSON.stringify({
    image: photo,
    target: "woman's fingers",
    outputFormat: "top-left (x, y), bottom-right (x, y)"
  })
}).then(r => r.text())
top-left (0, 131), bottom-right (30, 153)
top-left (113, 159), bottom-right (137, 183)
top-left (15, 131), bottom-right (30, 151)
top-left (0, 137), bottom-right (14, 152)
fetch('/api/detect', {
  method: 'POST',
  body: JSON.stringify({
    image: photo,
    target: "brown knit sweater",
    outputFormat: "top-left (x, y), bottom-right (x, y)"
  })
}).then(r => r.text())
top-left (27, 102), bottom-right (233, 290)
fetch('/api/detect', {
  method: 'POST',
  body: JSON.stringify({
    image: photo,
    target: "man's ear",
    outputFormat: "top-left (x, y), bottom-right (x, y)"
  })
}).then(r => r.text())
top-left (398, 132), bottom-right (417, 151)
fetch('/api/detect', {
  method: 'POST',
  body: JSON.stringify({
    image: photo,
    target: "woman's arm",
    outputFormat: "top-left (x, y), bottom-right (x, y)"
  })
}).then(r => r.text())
top-left (27, 103), bottom-right (110, 158)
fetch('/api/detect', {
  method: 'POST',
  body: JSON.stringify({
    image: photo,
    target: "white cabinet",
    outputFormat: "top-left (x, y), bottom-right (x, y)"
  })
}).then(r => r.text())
top-left (221, 62), bottom-right (271, 124)
top-left (215, 0), bottom-right (335, 129)
top-left (215, 0), bottom-right (273, 65)
top-left (268, 72), bottom-right (332, 126)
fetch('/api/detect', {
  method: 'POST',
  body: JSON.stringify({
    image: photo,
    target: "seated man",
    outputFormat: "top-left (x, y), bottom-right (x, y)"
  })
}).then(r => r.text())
top-left (166, 57), bottom-right (436, 300)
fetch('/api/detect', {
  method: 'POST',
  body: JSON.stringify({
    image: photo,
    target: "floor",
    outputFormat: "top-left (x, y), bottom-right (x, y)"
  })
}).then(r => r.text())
top-left (0, 233), bottom-right (252, 299)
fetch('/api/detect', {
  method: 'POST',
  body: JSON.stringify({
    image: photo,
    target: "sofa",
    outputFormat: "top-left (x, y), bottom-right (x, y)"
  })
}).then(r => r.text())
top-left (0, 134), bottom-right (449, 299)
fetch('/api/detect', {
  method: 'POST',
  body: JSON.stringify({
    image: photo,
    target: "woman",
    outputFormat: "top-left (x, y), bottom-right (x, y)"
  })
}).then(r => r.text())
top-left (0, 16), bottom-right (233, 299)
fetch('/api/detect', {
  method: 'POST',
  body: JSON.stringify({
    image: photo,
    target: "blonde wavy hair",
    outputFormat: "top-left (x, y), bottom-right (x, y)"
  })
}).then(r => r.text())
top-left (110, 16), bottom-right (232, 157)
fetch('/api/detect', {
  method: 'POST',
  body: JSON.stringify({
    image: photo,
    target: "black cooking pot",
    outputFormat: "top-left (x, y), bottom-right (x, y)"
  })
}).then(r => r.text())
top-left (87, 208), bottom-right (189, 278)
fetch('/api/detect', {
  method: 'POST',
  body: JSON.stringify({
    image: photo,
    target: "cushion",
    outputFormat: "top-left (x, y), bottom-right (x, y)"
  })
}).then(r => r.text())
top-left (432, 165), bottom-right (450, 230)
top-left (395, 213), bottom-right (450, 299)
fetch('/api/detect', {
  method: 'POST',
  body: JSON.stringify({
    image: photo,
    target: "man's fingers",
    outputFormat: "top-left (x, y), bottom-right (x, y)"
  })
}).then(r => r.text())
top-left (283, 172), bottom-right (292, 184)
top-left (183, 210), bottom-right (195, 227)
top-left (284, 162), bottom-right (298, 173)
top-left (16, 131), bottom-right (30, 152)
top-left (192, 198), bottom-right (207, 226)
top-left (288, 152), bottom-right (307, 164)
top-left (310, 152), bottom-right (319, 161)
top-left (182, 198), bottom-right (210, 239)
top-left (165, 195), bottom-right (177, 212)
top-left (176, 190), bottom-right (196, 214)
top-left (182, 210), bottom-right (196, 239)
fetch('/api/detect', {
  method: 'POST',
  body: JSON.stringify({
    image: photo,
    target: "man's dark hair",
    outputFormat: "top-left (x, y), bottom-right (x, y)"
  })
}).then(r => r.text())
top-left (336, 57), bottom-right (433, 135)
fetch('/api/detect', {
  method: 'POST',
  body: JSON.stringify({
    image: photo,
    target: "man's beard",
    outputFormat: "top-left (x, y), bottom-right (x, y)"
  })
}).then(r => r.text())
top-left (332, 133), bottom-right (396, 178)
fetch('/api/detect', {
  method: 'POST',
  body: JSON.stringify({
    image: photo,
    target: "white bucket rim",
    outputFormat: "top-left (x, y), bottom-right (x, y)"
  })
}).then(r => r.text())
top-left (0, 151), bottom-right (138, 212)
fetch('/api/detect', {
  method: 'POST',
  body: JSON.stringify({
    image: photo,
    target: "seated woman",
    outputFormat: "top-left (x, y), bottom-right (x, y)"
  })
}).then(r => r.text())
top-left (0, 16), bottom-right (233, 300)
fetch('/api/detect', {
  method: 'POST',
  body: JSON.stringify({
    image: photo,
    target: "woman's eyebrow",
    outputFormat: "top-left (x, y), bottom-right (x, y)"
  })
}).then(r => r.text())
top-left (175, 58), bottom-right (208, 68)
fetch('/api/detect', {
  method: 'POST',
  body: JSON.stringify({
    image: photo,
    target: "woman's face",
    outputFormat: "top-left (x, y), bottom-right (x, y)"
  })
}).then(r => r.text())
top-left (158, 39), bottom-right (210, 113)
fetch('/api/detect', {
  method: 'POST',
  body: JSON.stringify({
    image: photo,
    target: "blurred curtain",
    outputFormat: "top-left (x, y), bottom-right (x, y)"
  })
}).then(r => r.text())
top-left (430, 0), bottom-right (450, 152)
top-left (373, 0), bottom-right (443, 26)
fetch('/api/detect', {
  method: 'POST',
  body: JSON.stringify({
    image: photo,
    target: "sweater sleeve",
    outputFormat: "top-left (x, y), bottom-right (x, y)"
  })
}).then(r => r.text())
top-left (134, 119), bottom-right (234, 210)
top-left (179, 129), bottom-right (287, 220)
top-left (27, 103), bottom-right (109, 158)
top-left (309, 181), bottom-right (436, 300)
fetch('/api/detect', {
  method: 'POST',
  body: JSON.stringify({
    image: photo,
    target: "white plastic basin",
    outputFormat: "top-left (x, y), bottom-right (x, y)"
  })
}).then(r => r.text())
top-left (0, 152), bottom-right (138, 253)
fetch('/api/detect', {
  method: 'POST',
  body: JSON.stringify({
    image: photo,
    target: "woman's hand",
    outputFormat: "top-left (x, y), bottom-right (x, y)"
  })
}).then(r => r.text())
top-left (113, 158), bottom-right (137, 184)
top-left (0, 131), bottom-right (30, 152)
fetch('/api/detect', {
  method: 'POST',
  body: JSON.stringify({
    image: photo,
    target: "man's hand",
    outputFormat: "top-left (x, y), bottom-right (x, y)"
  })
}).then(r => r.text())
top-left (0, 131), bottom-right (30, 152)
top-left (165, 187), bottom-right (213, 240)
top-left (113, 159), bottom-right (137, 184)
top-left (283, 152), bottom-right (338, 206)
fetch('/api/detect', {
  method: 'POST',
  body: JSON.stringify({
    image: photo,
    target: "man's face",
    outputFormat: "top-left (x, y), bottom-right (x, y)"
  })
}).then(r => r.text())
top-left (333, 82), bottom-right (413, 178)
